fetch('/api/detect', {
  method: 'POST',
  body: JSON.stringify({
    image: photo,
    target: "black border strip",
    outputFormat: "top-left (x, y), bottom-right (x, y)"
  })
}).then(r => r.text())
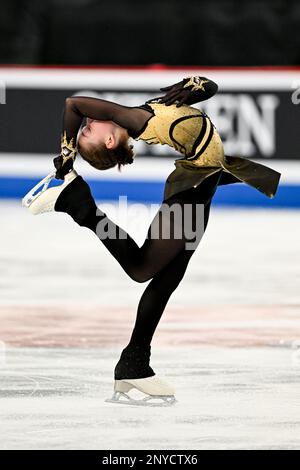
top-left (187, 118), bottom-right (214, 161)
top-left (190, 116), bottom-right (208, 156)
top-left (169, 114), bottom-right (203, 154)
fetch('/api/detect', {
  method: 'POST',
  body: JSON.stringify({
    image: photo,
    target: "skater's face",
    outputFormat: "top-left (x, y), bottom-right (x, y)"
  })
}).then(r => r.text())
top-left (78, 119), bottom-right (128, 149)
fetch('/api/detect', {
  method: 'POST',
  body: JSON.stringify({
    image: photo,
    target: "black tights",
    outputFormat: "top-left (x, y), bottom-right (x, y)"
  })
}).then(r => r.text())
top-left (56, 171), bottom-right (221, 349)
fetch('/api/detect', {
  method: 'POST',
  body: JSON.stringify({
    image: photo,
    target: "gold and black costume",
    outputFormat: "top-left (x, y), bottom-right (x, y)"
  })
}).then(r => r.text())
top-left (135, 99), bottom-right (280, 201)
top-left (53, 78), bottom-right (282, 380)
top-left (57, 75), bottom-right (280, 201)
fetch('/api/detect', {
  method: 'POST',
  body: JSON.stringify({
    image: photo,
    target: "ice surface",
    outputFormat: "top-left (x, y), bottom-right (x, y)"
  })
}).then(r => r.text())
top-left (0, 346), bottom-right (299, 450)
top-left (0, 201), bottom-right (299, 450)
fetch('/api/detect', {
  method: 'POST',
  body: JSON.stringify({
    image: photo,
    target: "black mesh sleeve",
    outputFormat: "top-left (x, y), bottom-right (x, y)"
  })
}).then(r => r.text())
top-left (53, 96), bottom-right (151, 179)
top-left (62, 96), bottom-right (149, 144)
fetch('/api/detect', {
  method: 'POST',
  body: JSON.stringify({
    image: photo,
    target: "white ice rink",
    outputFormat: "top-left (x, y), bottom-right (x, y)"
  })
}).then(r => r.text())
top-left (0, 200), bottom-right (300, 450)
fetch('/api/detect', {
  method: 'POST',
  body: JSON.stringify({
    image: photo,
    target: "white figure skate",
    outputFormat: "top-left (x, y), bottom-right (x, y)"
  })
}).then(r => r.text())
top-left (105, 376), bottom-right (177, 407)
top-left (22, 170), bottom-right (78, 215)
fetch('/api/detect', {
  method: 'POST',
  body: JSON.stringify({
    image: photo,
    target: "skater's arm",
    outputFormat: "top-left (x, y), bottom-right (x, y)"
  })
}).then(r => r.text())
top-left (54, 96), bottom-right (151, 178)
top-left (63, 96), bottom-right (149, 142)
top-left (159, 76), bottom-right (218, 107)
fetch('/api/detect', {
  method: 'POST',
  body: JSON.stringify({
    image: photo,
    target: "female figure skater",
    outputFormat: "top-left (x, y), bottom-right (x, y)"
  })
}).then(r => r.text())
top-left (24, 76), bottom-right (280, 405)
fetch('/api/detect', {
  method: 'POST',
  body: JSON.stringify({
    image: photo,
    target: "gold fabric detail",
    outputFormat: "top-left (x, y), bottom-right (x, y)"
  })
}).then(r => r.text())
top-left (135, 102), bottom-right (281, 201)
top-left (61, 131), bottom-right (77, 164)
top-left (136, 102), bottom-right (207, 158)
top-left (183, 77), bottom-right (209, 92)
top-left (136, 102), bottom-right (224, 166)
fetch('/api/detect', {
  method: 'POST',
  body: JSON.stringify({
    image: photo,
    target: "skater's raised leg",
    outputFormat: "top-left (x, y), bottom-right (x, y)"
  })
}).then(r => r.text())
top-left (54, 171), bottom-right (221, 283)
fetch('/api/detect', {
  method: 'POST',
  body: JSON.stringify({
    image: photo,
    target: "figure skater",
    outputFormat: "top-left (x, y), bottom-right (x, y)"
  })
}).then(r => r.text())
top-left (23, 76), bottom-right (281, 405)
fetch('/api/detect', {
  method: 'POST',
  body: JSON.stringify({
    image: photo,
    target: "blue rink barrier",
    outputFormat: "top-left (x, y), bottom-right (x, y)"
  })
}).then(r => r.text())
top-left (0, 176), bottom-right (299, 208)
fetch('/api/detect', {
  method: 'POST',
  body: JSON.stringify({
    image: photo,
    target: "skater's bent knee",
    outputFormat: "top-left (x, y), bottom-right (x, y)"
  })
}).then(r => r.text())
top-left (129, 269), bottom-right (153, 283)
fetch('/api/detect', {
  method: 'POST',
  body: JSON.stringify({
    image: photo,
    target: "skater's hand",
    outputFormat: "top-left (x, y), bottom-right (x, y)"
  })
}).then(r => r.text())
top-left (54, 131), bottom-right (77, 179)
top-left (159, 78), bottom-right (191, 107)
top-left (53, 155), bottom-right (74, 180)
top-left (159, 76), bottom-right (217, 107)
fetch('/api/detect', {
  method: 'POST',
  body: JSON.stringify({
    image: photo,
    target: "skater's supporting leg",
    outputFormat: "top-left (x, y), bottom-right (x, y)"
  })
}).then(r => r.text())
top-left (127, 200), bottom-right (212, 348)
top-left (114, 200), bottom-right (212, 380)
top-left (128, 249), bottom-right (194, 347)
top-left (114, 250), bottom-right (195, 380)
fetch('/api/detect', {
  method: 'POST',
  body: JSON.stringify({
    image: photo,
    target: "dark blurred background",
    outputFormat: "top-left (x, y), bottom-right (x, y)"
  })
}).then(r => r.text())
top-left (0, 0), bottom-right (296, 66)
